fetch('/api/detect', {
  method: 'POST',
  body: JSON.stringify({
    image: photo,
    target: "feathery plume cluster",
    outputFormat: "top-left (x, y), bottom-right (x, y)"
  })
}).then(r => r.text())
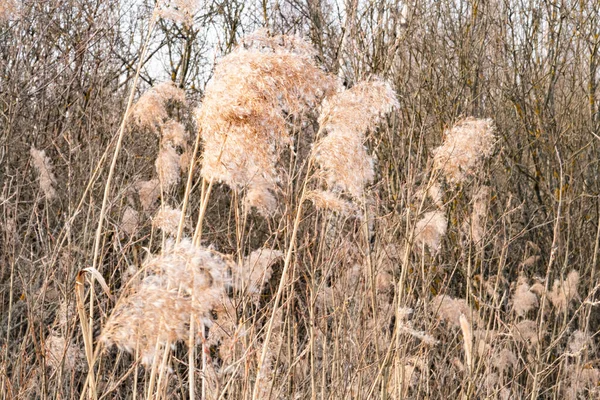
top-left (432, 295), bottom-right (474, 327)
top-left (161, 120), bottom-right (188, 148)
top-left (30, 147), bottom-right (57, 199)
top-left (131, 83), bottom-right (188, 207)
top-left (231, 249), bottom-right (282, 300)
top-left (0, 0), bottom-right (19, 21)
top-left (131, 82), bottom-right (186, 131)
top-left (465, 185), bottom-right (489, 242)
top-left (568, 330), bottom-right (591, 355)
top-left (565, 366), bottom-right (600, 400)
top-left (155, 144), bottom-right (181, 188)
top-left (396, 308), bottom-right (437, 345)
top-left (414, 211), bottom-right (447, 253)
top-left (512, 276), bottom-right (539, 317)
top-left (120, 206), bottom-right (139, 235)
top-left (548, 270), bottom-right (580, 312)
top-left (432, 117), bottom-right (496, 184)
top-left (155, 0), bottom-right (199, 24)
top-left (306, 190), bottom-right (358, 216)
top-left (152, 206), bottom-right (183, 236)
top-left (100, 239), bottom-right (231, 364)
top-left (493, 349), bottom-right (518, 374)
top-left (315, 80), bottom-right (399, 198)
top-left (45, 332), bottom-right (82, 371)
top-left (197, 30), bottom-right (336, 216)
top-left (135, 179), bottom-right (161, 211)
top-left (512, 320), bottom-right (540, 346)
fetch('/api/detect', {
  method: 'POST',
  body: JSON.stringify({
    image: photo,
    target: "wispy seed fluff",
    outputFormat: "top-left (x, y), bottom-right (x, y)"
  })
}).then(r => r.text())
top-left (464, 185), bottom-right (490, 243)
top-left (231, 249), bottom-right (283, 301)
top-left (161, 120), bottom-right (188, 148)
top-left (0, 0), bottom-right (19, 21)
top-left (155, 0), bottom-right (199, 24)
top-left (306, 190), bottom-right (358, 216)
top-left (152, 206), bottom-right (183, 236)
top-left (45, 332), bottom-right (83, 371)
top-left (315, 80), bottom-right (399, 198)
top-left (30, 147), bottom-right (57, 199)
top-left (512, 276), bottom-right (539, 317)
top-left (100, 239), bottom-right (231, 365)
top-left (131, 82), bottom-right (186, 131)
top-left (432, 295), bottom-right (474, 328)
top-left (135, 179), bottom-right (161, 211)
top-left (414, 211), bottom-right (447, 254)
top-left (432, 117), bottom-right (496, 184)
top-left (120, 206), bottom-right (139, 236)
top-left (197, 30), bottom-right (336, 216)
top-left (155, 144), bottom-right (181, 188)
top-left (548, 270), bottom-right (580, 312)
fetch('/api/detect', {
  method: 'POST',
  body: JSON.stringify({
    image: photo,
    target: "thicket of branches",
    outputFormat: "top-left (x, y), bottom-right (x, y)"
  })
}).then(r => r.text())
top-left (2, 0), bottom-right (600, 399)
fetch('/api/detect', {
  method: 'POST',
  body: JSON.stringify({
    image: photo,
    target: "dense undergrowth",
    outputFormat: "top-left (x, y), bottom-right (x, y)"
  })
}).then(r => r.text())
top-left (1, 1), bottom-right (600, 399)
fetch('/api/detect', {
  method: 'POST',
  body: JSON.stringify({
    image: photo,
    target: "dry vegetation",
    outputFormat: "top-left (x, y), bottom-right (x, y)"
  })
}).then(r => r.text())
top-left (2, 0), bottom-right (600, 399)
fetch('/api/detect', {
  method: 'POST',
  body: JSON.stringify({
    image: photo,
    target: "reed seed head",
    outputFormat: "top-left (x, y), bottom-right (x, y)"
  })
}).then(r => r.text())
top-left (197, 29), bottom-right (336, 215)
top-left (30, 147), bottom-right (57, 200)
top-left (100, 239), bottom-right (232, 365)
top-left (433, 117), bottom-right (496, 185)
top-left (315, 80), bottom-right (399, 198)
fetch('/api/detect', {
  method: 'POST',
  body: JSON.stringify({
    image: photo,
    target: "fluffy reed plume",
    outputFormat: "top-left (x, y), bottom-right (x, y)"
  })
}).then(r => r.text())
top-left (432, 117), bottom-right (496, 184)
top-left (512, 276), bottom-right (539, 317)
top-left (512, 320), bottom-right (539, 346)
top-left (396, 308), bottom-right (437, 345)
top-left (465, 185), bottom-right (489, 242)
top-left (197, 29), bottom-right (336, 216)
top-left (120, 206), bottom-right (139, 235)
top-left (231, 249), bottom-right (282, 299)
top-left (207, 299), bottom-right (241, 361)
top-left (131, 82), bottom-right (186, 131)
top-left (414, 211), bottom-right (447, 253)
top-left (161, 120), bottom-right (188, 148)
top-left (432, 295), bottom-right (473, 327)
top-left (45, 332), bottom-right (82, 371)
top-left (100, 239), bottom-right (231, 364)
top-left (493, 349), bottom-right (518, 374)
top-left (155, 0), bottom-right (199, 23)
top-left (428, 182), bottom-right (444, 209)
top-left (0, 0), bottom-right (19, 21)
top-left (244, 181), bottom-right (278, 217)
top-left (155, 144), bottom-right (181, 188)
top-left (30, 147), bottom-right (57, 199)
top-left (306, 190), bottom-right (358, 216)
top-left (135, 178), bottom-right (161, 211)
top-left (568, 330), bottom-right (591, 355)
top-left (315, 80), bottom-right (399, 198)
top-left (548, 270), bottom-right (580, 312)
top-left (152, 206), bottom-right (183, 236)
top-left (565, 365), bottom-right (600, 400)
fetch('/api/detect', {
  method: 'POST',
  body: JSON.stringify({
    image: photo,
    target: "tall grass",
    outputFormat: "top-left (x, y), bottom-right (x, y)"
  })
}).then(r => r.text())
top-left (2, 1), bottom-right (600, 399)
